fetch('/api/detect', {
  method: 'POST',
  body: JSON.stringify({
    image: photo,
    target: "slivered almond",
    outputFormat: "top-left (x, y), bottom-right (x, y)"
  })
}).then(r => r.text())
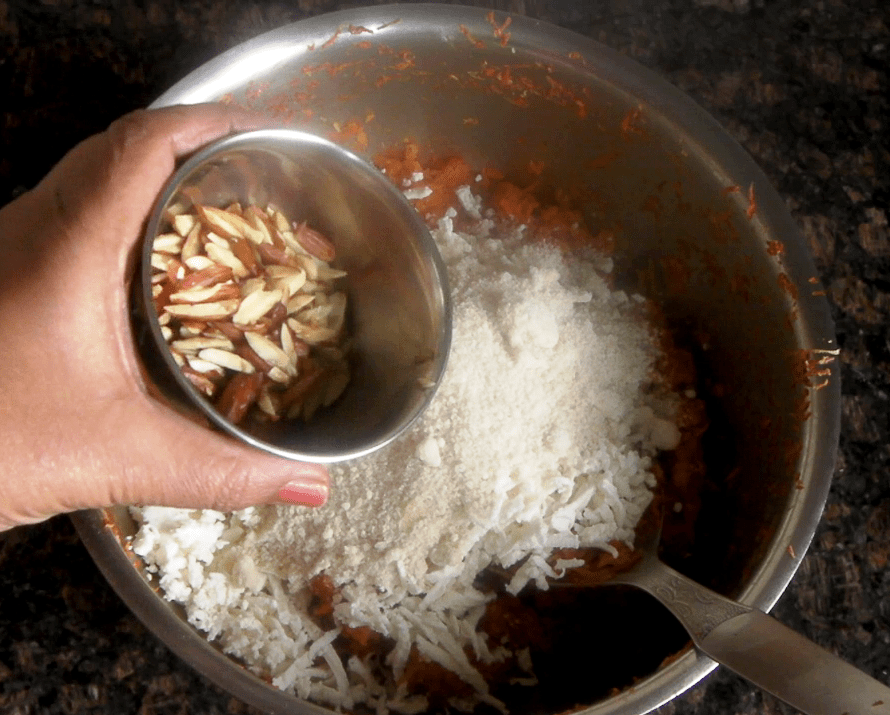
top-left (294, 222), bottom-right (337, 262)
top-left (164, 299), bottom-right (238, 320)
top-left (205, 231), bottom-right (232, 250)
top-left (170, 284), bottom-right (239, 304)
top-left (280, 324), bottom-right (300, 370)
top-left (233, 289), bottom-right (283, 325)
top-left (287, 318), bottom-right (339, 345)
top-left (215, 373), bottom-right (263, 424)
top-left (230, 236), bottom-right (259, 275)
top-left (173, 213), bottom-right (198, 237)
top-left (282, 365), bottom-right (324, 415)
top-left (235, 343), bottom-right (272, 373)
top-left (263, 301), bottom-right (288, 332)
top-left (151, 253), bottom-right (173, 272)
top-left (269, 226), bottom-right (287, 251)
top-left (153, 233), bottom-right (184, 254)
top-left (186, 357), bottom-right (226, 378)
top-left (167, 258), bottom-right (186, 283)
top-left (271, 207), bottom-right (291, 234)
top-left (184, 255), bottom-right (216, 271)
top-left (268, 266), bottom-right (307, 298)
top-left (292, 253), bottom-right (318, 280)
top-left (315, 264), bottom-right (348, 281)
top-left (277, 227), bottom-right (306, 258)
top-left (326, 292), bottom-right (347, 333)
top-left (257, 387), bottom-right (279, 417)
top-left (172, 336), bottom-right (234, 353)
top-left (178, 264), bottom-right (233, 290)
top-left (206, 242), bottom-right (249, 278)
top-left (267, 366), bottom-right (290, 384)
top-left (266, 265), bottom-right (304, 279)
top-left (301, 303), bottom-right (333, 326)
top-left (240, 277), bottom-right (266, 298)
top-left (169, 349), bottom-right (185, 367)
top-left (198, 205), bottom-right (254, 240)
top-left (295, 305), bottom-right (331, 328)
top-left (198, 348), bottom-right (255, 373)
top-left (286, 294), bottom-right (315, 315)
top-left (257, 242), bottom-right (299, 268)
top-left (211, 321), bottom-right (245, 341)
top-left (245, 331), bottom-right (292, 373)
top-left (179, 321), bottom-right (208, 337)
top-left (240, 222), bottom-right (267, 246)
top-left (206, 205), bottom-right (267, 244)
top-left (181, 224), bottom-right (202, 262)
top-left (153, 279), bottom-right (174, 313)
top-left (245, 206), bottom-right (274, 244)
top-left (181, 366), bottom-right (216, 396)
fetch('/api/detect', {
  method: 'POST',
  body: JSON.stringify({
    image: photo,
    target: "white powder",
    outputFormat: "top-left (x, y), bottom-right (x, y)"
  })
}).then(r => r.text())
top-left (132, 187), bottom-right (679, 713)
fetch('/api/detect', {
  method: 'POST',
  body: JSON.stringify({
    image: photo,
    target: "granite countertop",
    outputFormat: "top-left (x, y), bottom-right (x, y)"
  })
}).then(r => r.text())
top-left (0, 1), bottom-right (887, 713)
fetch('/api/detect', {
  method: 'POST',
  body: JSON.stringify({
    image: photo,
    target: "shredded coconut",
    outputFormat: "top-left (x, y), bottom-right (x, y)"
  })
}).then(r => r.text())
top-left (132, 184), bottom-right (680, 713)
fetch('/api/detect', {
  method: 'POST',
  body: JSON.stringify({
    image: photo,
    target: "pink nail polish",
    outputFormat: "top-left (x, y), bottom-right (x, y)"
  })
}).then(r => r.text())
top-left (277, 481), bottom-right (328, 507)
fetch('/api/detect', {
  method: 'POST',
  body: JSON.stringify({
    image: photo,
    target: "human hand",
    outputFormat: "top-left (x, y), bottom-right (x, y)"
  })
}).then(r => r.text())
top-left (0, 104), bottom-right (329, 532)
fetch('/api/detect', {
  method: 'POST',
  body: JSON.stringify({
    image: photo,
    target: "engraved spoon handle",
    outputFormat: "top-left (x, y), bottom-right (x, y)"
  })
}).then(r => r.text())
top-left (619, 559), bottom-right (890, 715)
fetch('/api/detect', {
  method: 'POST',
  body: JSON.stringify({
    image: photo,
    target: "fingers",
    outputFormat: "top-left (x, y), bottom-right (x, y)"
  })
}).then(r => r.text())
top-left (0, 104), bottom-right (332, 532)
top-left (81, 107), bottom-right (329, 513)
top-left (32, 103), bottom-right (274, 256)
top-left (101, 103), bottom-right (277, 194)
top-left (82, 398), bottom-right (330, 515)
top-left (115, 104), bottom-right (276, 163)
top-left (0, 395), bottom-right (330, 532)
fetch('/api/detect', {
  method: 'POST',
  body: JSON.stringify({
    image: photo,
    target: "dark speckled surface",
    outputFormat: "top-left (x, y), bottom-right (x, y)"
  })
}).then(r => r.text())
top-left (1, 1), bottom-right (888, 714)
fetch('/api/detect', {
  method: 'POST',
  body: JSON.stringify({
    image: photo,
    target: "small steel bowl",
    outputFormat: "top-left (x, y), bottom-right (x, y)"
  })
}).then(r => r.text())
top-left (137, 128), bottom-right (451, 463)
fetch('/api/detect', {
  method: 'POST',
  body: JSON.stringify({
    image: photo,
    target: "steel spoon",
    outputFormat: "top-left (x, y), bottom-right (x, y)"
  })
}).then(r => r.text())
top-left (566, 525), bottom-right (890, 715)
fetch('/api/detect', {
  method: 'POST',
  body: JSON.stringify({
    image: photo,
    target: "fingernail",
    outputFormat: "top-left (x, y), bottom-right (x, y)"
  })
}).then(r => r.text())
top-left (277, 480), bottom-right (328, 507)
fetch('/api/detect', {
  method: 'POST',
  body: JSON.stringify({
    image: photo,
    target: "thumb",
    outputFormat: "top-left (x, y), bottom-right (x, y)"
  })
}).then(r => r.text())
top-left (0, 397), bottom-right (330, 532)
top-left (111, 399), bottom-right (330, 511)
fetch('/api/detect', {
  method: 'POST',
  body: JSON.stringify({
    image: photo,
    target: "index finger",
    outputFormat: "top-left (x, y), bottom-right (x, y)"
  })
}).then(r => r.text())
top-left (36, 103), bottom-right (275, 244)
top-left (107, 103), bottom-right (276, 174)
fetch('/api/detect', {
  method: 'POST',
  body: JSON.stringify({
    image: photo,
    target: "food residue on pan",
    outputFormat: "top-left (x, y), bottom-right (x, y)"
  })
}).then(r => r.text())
top-left (487, 12), bottom-right (512, 47)
top-left (620, 106), bottom-right (646, 139)
top-left (233, 47), bottom-right (591, 130)
top-left (746, 182), bottom-right (757, 219)
top-left (133, 144), bottom-right (711, 714)
top-left (766, 240), bottom-right (785, 256)
top-left (459, 24), bottom-right (485, 49)
top-left (791, 347), bottom-right (839, 391)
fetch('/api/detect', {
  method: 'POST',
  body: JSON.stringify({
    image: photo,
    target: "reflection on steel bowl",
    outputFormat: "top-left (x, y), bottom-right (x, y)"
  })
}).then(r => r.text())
top-left (72, 5), bottom-right (840, 715)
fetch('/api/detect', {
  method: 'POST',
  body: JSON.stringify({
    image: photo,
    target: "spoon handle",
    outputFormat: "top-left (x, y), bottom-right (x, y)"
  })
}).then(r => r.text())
top-left (700, 609), bottom-right (890, 715)
top-left (630, 562), bottom-right (890, 715)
